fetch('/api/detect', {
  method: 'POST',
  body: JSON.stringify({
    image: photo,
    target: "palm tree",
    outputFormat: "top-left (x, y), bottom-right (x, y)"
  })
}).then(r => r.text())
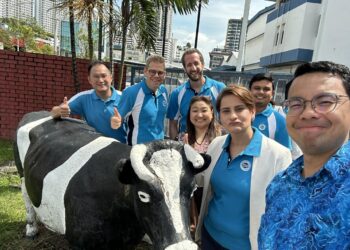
top-left (114, 0), bottom-right (159, 90)
top-left (155, 0), bottom-right (206, 56)
top-left (55, 0), bottom-right (80, 93)
top-left (114, 0), bottom-right (205, 89)
top-left (108, 0), bottom-right (114, 75)
top-left (98, 0), bottom-right (104, 60)
top-left (73, 0), bottom-right (105, 60)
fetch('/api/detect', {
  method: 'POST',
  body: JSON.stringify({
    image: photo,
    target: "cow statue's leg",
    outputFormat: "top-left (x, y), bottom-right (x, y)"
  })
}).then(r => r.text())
top-left (21, 178), bottom-right (39, 238)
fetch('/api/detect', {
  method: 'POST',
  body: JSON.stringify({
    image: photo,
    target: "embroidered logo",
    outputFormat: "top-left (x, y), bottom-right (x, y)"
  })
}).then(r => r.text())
top-left (259, 124), bottom-right (266, 131)
top-left (240, 160), bottom-right (251, 171)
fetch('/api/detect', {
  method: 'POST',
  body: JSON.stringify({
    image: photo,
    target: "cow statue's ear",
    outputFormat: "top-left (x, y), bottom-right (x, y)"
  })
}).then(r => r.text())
top-left (184, 144), bottom-right (211, 175)
top-left (117, 158), bottom-right (140, 184)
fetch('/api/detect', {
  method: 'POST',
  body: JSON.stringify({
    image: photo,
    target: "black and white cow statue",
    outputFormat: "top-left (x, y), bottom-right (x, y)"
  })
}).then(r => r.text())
top-left (13, 111), bottom-right (211, 250)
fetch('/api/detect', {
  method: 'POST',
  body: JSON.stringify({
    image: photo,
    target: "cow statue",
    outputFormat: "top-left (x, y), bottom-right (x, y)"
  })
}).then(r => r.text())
top-left (13, 111), bottom-right (211, 250)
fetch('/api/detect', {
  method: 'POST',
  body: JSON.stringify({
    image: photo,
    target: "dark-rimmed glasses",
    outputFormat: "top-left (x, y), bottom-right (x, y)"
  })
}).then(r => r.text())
top-left (148, 69), bottom-right (165, 77)
top-left (283, 93), bottom-right (349, 116)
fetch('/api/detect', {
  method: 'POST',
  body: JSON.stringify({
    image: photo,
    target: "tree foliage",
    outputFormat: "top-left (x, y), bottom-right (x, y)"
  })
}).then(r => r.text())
top-left (0, 18), bottom-right (54, 53)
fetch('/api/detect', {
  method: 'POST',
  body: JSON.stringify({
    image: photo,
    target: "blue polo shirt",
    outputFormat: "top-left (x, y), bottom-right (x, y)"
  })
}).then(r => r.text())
top-left (68, 87), bottom-right (126, 143)
top-left (166, 76), bottom-right (225, 133)
top-left (204, 129), bottom-right (263, 250)
top-left (253, 103), bottom-right (291, 149)
top-left (117, 79), bottom-right (168, 145)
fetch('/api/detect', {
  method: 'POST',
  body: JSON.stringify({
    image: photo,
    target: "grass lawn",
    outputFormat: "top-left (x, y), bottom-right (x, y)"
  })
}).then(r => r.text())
top-left (0, 172), bottom-right (70, 250)
top-left (0, 139), bottom-right (14, 166)
top-left (0, 173), bottom-right (26, 249)
top-left (0, 171), bottom-right (151, 250)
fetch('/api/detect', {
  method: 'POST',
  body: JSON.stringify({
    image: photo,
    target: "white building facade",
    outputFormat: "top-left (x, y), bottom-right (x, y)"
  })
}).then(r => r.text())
top-left (244, 4), bottom-right (275, 73)
top-left (259, 0), bottom-right (350, 73)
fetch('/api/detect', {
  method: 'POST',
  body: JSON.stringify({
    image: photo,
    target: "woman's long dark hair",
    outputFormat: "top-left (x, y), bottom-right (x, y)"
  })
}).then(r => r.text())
top-left (186, 96), bottom-right (221, 146)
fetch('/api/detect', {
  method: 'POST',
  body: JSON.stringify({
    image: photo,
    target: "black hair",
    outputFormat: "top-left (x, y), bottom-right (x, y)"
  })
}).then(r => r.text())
top-left (249, 73), bottom-right (274, 90)
top-left (88, 61), bottom-right (111, 75)
top-left (288, 61), bottom-right (350, 98)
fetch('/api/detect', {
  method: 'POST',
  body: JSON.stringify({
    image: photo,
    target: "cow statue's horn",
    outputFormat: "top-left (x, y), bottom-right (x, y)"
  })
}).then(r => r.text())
top-left (130, 144), bottom-right (155, 182)
top-left (184, 144), bottom-right (204, 168)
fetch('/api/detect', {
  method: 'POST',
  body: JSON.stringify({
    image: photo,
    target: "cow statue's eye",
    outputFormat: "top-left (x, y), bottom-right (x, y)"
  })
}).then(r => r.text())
top-left (138, 191), bottom-right (151, 203)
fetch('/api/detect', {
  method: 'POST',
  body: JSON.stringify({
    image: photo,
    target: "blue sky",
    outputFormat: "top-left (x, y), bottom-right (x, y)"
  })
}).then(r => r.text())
top-left (172, 0), bottom-right (274, 63)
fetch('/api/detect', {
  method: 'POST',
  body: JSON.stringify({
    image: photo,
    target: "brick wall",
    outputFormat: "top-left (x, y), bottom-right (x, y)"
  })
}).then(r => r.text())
top-left (0, 50), bottom-right (125, 140)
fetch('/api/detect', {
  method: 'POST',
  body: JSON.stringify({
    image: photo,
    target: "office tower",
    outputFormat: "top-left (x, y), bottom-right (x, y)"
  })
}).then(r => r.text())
top-left (225, 18), bottom-right (242, 52)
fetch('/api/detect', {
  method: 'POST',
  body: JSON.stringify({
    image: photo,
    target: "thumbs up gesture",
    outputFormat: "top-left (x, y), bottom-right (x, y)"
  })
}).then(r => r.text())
top-left (111, 107), bottom-right (122, 129)
top-left (59, 96), bottom-right (71, 117)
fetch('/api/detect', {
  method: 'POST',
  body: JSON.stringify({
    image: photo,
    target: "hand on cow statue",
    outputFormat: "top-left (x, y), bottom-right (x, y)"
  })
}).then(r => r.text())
top-left (51, 97), bottom-right (71, 119)
top-left (111, 107), bottom-right (122, 129)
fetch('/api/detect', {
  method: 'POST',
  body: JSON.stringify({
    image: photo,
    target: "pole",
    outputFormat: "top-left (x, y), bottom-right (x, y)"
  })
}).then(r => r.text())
top-left (194, 0), bottom-right (202, 48)
top-left (236, 0), bottom-right (251, 72)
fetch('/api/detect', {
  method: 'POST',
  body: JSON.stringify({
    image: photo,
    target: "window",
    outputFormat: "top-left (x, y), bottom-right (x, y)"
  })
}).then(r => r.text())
top-left (275, 25), bottom-right (280, 46)
top-left (280, 23), bottom-right (285, 44)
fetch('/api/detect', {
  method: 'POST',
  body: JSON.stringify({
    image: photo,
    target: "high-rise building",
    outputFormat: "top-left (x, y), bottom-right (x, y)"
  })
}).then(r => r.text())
top-left (157, 5), bottom-right (172, 40)
top-left (0, 0), bottom-right (62, 36)
top-left (153, 5), bottom-right (174, 63)
top-left (0, 0), bottom-right (34, 20)
top-left (225, 18), bottom-right (242, 52)
top-left (34, 0), bottom-right (62, 35)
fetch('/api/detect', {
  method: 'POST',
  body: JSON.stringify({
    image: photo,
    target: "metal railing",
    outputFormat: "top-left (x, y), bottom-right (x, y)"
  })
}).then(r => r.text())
top-left (127, 64), bottom-right (293, 105)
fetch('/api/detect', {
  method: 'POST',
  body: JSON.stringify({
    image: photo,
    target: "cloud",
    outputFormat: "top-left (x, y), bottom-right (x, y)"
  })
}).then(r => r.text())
top-left (172, 0), bottom-right (273, 63)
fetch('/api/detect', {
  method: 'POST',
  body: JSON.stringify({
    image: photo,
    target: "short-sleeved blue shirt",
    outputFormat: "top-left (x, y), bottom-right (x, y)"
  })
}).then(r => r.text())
top-left (258, 141), bottom-right (350, 249)
top-left (166, 76), bottom-right (225, 133)
top-left (204, 129), bottom-right (263, 249)
top-left (68, 87), bottom-right (126, 143)
top-left (117, 79), bottom-right (168, 145)
top-left (253, 103), bottom-right (291, 149)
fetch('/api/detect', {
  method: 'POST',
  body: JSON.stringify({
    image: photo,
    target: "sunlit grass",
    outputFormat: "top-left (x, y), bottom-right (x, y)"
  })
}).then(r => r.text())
top-left (0, 173), bottom-right (26, 249)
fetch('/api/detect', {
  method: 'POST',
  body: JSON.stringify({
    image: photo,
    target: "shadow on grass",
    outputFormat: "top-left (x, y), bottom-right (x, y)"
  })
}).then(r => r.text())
top-left (0, 222), bottom-right (70, 250)
top-left (0, 220), bottom-right (152, 250)
top-left (0, 184), bottom-right (21, 196)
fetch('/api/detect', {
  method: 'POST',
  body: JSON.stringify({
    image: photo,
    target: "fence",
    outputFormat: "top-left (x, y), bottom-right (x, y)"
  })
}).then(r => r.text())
top-left (128, 66), bottom-right (293, 105)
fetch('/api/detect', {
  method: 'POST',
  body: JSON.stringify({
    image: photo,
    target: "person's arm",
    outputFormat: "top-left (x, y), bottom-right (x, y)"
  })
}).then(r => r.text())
top-left (169, 119), bottom-right (179, 140)
top-left (51, 97), bottom-right (70, 119)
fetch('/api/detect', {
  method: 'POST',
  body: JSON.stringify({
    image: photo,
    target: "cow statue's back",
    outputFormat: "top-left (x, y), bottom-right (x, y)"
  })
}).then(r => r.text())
top-left (14, 111), bottom-right (211, 249)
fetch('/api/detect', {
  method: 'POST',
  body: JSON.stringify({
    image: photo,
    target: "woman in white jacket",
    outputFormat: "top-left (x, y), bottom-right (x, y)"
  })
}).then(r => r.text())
top-left (195, 86), bottom-right (292, 250)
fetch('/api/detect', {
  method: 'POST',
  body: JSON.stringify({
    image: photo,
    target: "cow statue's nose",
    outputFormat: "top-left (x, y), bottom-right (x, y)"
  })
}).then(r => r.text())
top-left (164, 240), bottom-right (198, 250)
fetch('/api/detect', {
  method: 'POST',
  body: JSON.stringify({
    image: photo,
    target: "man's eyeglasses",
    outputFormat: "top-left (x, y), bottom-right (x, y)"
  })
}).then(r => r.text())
top-left (148, 69), bottom-right (165, 77)
top-left (283, 93), bottom-right (349, 116)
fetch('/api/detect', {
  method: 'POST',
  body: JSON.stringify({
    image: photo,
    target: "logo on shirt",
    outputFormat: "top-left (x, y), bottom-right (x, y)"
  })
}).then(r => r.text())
top-left (162, 99), bottom-right (168, 107)
top-left (240, 160), bottom-right (251, 171)
top-left (258, 124), bottom-right (266, 131)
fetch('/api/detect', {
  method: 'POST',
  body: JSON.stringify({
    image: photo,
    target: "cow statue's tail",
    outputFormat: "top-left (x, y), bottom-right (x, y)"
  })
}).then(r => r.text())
top-left (13, 140), bottom-right (24, 178)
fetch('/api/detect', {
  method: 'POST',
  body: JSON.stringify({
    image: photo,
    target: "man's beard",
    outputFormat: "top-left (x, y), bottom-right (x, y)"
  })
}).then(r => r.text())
top-left (187, 70), bottom-right (203, 82)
